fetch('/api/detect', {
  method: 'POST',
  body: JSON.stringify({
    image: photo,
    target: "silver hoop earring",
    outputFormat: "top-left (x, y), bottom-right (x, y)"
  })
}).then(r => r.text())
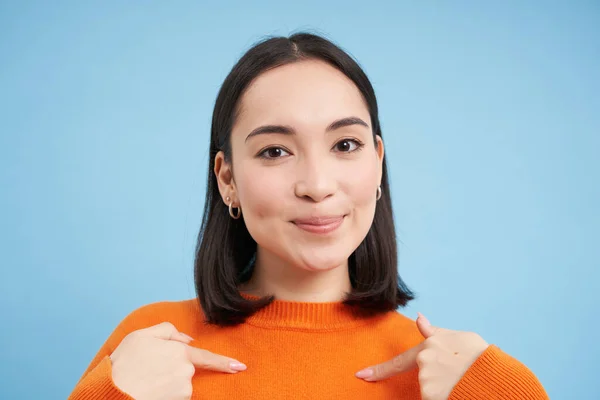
top-left (227, 197), bottom-right (242, 219)
top-left (376, 186), bottom-right (382, 201)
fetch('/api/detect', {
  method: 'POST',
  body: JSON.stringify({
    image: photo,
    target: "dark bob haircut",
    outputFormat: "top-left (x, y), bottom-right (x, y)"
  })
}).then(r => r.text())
top-left (194, 32), bottom-right (415, 326)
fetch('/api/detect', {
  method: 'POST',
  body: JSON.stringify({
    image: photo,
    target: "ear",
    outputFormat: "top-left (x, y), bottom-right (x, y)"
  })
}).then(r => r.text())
top-left (375, 135), bottom-right (385, 184)
top-left (214, 151), bottom-right (237, 204)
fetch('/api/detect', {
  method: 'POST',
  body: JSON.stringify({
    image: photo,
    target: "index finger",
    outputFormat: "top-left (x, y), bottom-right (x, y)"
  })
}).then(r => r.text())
top-left (356, 342), bottom-right (423, 382)
top-left (186, 346), bottom-right (247, 374)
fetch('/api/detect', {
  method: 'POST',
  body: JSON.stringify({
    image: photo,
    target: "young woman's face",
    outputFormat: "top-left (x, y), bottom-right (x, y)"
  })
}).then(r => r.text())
top-left (217, 59), bottom-right (384, 272)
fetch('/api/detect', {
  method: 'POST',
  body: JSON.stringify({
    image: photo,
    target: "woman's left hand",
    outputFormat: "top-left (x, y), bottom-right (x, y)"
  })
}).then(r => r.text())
top-left (355, 313), bottom-right (490, 400)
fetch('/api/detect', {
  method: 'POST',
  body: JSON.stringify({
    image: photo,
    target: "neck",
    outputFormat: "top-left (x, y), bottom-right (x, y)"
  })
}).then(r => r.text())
top-left (238, 248), bottom-right (352, 303)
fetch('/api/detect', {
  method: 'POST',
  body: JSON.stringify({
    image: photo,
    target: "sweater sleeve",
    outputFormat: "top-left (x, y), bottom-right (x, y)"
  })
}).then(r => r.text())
top-left (449, 345), bottom-right (549, 399)
top-left (67, 303), bottom-right (161, 400)
top-left (68, 356), bottom-right (134, 400)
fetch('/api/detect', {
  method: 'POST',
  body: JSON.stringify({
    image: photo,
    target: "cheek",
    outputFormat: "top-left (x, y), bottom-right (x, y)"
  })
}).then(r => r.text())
top-left (235, 163), bottom-right (285, 221)
top-left (342, 160), bottom-right (379, 206)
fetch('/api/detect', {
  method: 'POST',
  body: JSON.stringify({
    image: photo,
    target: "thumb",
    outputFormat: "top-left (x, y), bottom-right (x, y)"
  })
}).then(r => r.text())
top-left (136, 322), bottom-right (194, 345)
top-left (138, 322), bottom-right (186, 341)
top-left (416, 312), bottom-right (439, 338)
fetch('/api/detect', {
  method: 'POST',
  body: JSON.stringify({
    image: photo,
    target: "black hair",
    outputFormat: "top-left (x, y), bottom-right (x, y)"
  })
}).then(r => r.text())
top-left (194, 32), bottom-right (415, 326)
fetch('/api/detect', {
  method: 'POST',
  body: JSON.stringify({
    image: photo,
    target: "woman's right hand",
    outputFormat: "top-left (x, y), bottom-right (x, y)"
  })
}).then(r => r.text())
top-left (109, 322), bottom-right (247, 400)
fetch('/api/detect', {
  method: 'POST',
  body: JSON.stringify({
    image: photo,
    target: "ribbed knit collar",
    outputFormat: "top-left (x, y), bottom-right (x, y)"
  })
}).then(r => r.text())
top-left (241, 292), bottom-right (381, 331)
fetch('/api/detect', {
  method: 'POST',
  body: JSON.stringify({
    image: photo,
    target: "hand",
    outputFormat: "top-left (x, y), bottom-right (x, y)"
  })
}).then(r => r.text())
top-left (110, 322), bottom-right (247, 400)
top-left (355, 313), bottom-right (489, 400)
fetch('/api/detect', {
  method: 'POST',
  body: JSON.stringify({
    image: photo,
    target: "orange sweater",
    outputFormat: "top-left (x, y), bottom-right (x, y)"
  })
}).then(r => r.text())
top-left (69, 296), bottom-right (548, 399)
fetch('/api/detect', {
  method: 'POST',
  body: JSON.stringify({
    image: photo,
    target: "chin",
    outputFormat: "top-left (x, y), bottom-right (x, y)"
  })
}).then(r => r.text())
top-left (295, 251), bottom-right (349, 272)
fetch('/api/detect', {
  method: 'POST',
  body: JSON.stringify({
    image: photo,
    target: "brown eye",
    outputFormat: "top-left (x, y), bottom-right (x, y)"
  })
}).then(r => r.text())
top-left (259, 147), bottom-right (290, 159)
top-left (267, 148), bottom-right (282, 158)
top-left (334, 139), bottom-right (361, 153)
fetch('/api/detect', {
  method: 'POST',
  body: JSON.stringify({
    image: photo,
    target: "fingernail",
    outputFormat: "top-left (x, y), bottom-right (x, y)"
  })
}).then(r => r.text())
top-left (229, 362), bottom-right (247, 371)
top-left (355, 368), bottom-right (373, 379)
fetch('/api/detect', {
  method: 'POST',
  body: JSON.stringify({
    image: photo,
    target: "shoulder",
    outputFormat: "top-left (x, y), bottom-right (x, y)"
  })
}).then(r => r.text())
top-left (112, 298), bottom-right (204, 339)
top-left (370, 310), bottom-right (425, 351)
top-left (124, 298), bottom-right (202, 321)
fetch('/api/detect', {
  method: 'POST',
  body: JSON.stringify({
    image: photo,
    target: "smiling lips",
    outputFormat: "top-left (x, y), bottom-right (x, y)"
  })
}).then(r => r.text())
top-left (292, 216), bottom-right (345, 234)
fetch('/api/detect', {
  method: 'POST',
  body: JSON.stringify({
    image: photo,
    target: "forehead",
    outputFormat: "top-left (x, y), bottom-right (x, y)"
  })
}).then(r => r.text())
top-left (235, 59), bottom-right (370, 129)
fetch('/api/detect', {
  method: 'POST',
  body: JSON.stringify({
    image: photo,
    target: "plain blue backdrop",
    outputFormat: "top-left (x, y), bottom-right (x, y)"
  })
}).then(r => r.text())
top-left (1, 1), bottom-right (598, 399)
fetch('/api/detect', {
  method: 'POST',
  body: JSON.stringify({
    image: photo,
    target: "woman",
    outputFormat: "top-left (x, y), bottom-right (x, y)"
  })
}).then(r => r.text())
top-left (69, 33), bottom-right (548, 400)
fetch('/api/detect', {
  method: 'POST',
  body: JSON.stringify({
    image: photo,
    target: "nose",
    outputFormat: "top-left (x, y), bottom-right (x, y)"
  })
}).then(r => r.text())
top-left (294, 154), bottom-right (337, 202)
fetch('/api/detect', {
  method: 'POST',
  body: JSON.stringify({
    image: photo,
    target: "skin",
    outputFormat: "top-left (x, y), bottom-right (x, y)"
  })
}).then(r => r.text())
top-left (214, 59), bottom-right (384, 302)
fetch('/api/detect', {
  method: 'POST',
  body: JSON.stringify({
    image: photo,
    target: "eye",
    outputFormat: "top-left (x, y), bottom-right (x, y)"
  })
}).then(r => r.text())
top-left (258, 147), bottom-right (291, 159)
top-left (333, 139), bottom-right (363, 153)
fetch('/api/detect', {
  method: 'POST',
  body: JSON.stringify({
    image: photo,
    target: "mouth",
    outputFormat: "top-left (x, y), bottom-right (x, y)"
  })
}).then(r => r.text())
top-left (292, 215), bottom-right (346, 235)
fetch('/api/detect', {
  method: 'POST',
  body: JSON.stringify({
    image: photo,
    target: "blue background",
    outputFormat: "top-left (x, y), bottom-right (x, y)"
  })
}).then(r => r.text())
top-left (1, 1), bottom-right (598, 398)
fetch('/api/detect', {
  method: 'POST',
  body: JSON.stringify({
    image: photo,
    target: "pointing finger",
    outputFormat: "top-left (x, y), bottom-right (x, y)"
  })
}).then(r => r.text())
top-left (356, 342), bottom-right (423, 382)
top-left (186, 346), bottom-right (247, 373)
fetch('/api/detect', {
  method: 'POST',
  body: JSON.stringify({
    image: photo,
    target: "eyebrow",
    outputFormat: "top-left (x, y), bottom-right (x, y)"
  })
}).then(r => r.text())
top-left (244, 116), bottom-right (370, 143)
